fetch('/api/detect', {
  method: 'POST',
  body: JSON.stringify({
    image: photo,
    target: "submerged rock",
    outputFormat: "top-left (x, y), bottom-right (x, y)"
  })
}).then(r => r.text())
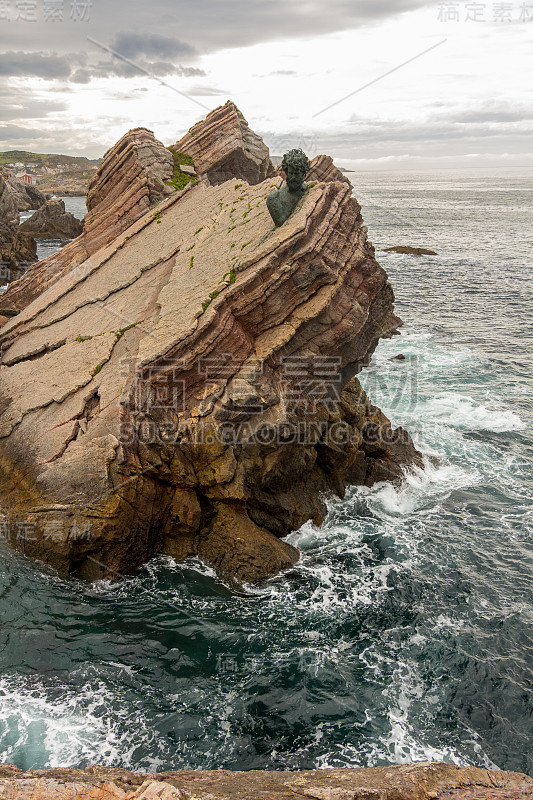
top-left (0, 762), bottom-right (532, 799)
top-left (384, 245), bottom-right (438, 256)
top-left (19, 198), bottom-right (83, 239)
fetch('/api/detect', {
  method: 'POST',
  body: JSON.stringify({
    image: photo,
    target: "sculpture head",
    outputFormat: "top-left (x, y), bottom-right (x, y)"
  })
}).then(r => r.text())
top-left (281, 149), bottom-right (310, 193)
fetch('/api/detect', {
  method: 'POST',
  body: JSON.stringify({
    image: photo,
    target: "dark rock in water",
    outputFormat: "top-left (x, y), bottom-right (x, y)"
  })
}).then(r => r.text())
top-left (19, 198), bottom-right (83, 240)
top-left (25, 183), bottom-right (47, 209)
top-left (0, 761), bottom-right (532, 799)
top-left (5, 177), bottom-right (47, 212)
top-left (390, 353), bottom-right (406, 360)
top-left (0, 175), bottom-right (37, 284)
top-left (384, 245), bottom-right (438, 256)
top-left (0, 105), bottom-right (423, 585)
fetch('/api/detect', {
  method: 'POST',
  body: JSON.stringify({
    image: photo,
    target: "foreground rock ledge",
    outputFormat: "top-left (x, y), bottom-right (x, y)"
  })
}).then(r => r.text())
top-left (0, 762), bottom-right (532, 799)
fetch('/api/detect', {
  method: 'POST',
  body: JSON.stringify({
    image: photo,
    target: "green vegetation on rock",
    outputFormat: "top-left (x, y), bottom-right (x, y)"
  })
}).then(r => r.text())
top-left (165, 150), bottom-right (198, 192)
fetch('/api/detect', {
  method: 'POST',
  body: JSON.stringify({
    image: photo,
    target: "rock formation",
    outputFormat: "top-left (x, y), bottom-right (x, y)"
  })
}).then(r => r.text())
top-left (0, 127), bottom-right (175, 318)
top-left (0, 176), bottom-right (37, 286)
top-left (274, 154), bottom-right (352, 187)
top-left (0, 762), bottom-right (532, 799)
top-left (0, 144), bottom-right (421, 583)
top-left (308, 154), bottom-right (353, 186)
top-left (19, 198), bottom-right (83, 239)
top-left (171, 101), bottom-right (274, 186)
top-left (5, 177), bottom-right (47, 211)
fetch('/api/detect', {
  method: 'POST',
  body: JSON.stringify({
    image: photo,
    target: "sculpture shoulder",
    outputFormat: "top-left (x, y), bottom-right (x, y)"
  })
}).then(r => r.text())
top-left (266, 189), bottom-right (285, 227)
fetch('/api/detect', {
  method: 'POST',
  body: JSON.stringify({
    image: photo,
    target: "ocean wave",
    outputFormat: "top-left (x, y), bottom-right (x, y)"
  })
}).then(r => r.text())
top-left (416, 393), bottom-right (526, 432)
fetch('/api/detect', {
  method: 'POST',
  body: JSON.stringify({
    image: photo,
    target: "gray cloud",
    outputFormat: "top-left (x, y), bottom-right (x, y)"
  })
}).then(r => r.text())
top-left (0, 124), bottom-right (50, 140)
top-left (112, 32), bottom-right (196, 60)
top-left (186, 85), bottom-right (228, 96)
top-left (0, 0), bottom-right (431, 61)
top-left (0, 52), bottom-right (71, 79)
top-left (0, 99), bottom-right (67, 121)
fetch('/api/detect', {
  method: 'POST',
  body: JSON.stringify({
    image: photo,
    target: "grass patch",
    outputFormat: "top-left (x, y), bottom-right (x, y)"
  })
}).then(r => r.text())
top-left (165, 150), bottom-right (198, 191)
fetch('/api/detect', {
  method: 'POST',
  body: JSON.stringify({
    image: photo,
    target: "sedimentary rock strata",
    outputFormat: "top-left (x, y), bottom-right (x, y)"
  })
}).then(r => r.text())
top-left (274, 154), bottom-right (352, 187)
top-left (172, 101), bottom-right (274, 186)
top-left (19, 198), bottom-right (83, 239)
top-left (0, 163), bottom-right (421, 583)
top-left (0, 127), bottom-right (174, 317)
top-left (0, 762), bottom-right (532, 800)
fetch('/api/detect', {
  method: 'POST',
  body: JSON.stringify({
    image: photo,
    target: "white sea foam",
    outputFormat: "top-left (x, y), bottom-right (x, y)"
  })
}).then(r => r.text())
top-left (417, 393), bottom-right (526, 432)
top-left (0, 675), bottom-right (131, 769)
top-left (362, 457), bottom-right (477, 519)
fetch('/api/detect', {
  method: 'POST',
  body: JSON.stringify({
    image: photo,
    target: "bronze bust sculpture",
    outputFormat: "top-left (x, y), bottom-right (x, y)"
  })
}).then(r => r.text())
top-left (267, 149), bottom-right (310, 227)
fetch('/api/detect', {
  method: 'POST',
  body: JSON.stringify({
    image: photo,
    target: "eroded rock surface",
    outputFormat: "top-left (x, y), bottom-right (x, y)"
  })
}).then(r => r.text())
top-left (0, 762), bottom-right (532, 800)
top-left (0, 163), bottom-right (421, 583)
top-left (19, 198), bottom-right (83, 239)
top-left (0, 128), bottom-right (174, 317)
top-left (172, 102), bottom-right (274, 186)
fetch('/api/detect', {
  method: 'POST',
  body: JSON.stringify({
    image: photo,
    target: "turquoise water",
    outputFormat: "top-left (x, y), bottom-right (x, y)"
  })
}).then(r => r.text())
top-left (0, 171), bottom-right (531, 775)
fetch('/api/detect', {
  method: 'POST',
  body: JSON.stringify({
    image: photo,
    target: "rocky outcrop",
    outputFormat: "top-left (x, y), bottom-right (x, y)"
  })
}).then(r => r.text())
top-left (0, 161), bottom-right (421, 583)
top-left (86, 127), bottom-right (174, 211)
top-left (0, 762), bottom-right (532, 799)
top-left (172, 101), bottom-right (274, 186)
top-left (5, 177), bottom-right (47, 211)
top-left (0, 128), bottom-right (175, 317)
top-left (274, 154), bottom-right (352, 187)
top-left (308, 154), bottom-right (352, 186)
top-left (19, 198), bottom-right (83, 239)
top-left (0, 176), bottom-right (37, 285)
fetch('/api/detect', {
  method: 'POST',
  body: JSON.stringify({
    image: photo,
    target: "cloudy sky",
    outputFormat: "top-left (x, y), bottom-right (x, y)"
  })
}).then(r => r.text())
top-left (0, 0), bottom-right (531, 169)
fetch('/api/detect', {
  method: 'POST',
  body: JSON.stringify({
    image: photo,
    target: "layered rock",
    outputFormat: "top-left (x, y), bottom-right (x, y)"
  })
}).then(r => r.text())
top-left (308, 154), bottom-right (353, 186)
top-left (19, 198), bottom-right (83, 239)
top-left (172, 101), bottom-right (274, 186)
top-left (0, 176), bottom-right (37, 285)
top-left (1, 762), bottom-right (532, 800)
top-left (0, 128), bottom-right (174, 318)
top-left (0, 166), bottom-right (421, 583)
top-left (274, 154), bottom-right (352, 187)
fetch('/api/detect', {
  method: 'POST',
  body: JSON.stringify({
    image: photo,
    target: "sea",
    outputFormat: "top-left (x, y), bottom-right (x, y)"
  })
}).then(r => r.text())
top-left (0, 172), bottom-right (531, 776)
